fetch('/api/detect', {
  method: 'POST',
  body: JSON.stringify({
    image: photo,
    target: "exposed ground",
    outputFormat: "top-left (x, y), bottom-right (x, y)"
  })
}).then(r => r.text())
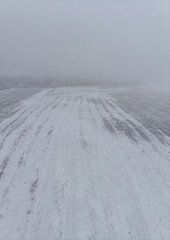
top-left (0, 87), bottom-right (170, 240)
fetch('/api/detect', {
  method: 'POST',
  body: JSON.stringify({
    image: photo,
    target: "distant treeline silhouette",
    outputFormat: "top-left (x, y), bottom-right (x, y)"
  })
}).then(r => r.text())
top-left (0, 76), bottom-right (136, 90)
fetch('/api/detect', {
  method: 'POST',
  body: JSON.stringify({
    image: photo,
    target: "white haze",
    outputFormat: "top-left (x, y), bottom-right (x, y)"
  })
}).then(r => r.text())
top-left (0, 0), bottom-right (170, 86)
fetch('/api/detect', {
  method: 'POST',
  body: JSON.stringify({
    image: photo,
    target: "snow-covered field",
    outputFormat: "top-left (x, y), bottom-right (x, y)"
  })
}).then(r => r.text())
top-left (0, 87), bottom-right (170, 240)
top-left (0, 88), bottom-right (43, 123)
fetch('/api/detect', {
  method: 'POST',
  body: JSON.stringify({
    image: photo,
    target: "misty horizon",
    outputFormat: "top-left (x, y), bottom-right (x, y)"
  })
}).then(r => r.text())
top-left (1, 0), bottom-right (170, 86)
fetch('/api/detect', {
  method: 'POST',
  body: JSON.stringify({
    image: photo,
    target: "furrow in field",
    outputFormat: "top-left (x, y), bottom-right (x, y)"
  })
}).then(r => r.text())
top-left (0, 88), bottom-right (170, 240)
top-left (0, 95), bottom-right (64, 208)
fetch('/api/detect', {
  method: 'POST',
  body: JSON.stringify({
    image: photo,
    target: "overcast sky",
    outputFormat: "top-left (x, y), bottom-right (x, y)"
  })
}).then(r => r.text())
top-left (0, 0), bottom-right (169, 84)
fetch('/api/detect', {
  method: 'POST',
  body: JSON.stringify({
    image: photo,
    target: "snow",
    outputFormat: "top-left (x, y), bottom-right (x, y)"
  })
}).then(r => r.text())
top-left (0, 87), bottom-right (170, 240)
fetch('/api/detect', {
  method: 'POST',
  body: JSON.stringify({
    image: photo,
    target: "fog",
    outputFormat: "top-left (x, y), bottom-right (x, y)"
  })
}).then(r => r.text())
top-left (0, 0), bottom-right (170, 86)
